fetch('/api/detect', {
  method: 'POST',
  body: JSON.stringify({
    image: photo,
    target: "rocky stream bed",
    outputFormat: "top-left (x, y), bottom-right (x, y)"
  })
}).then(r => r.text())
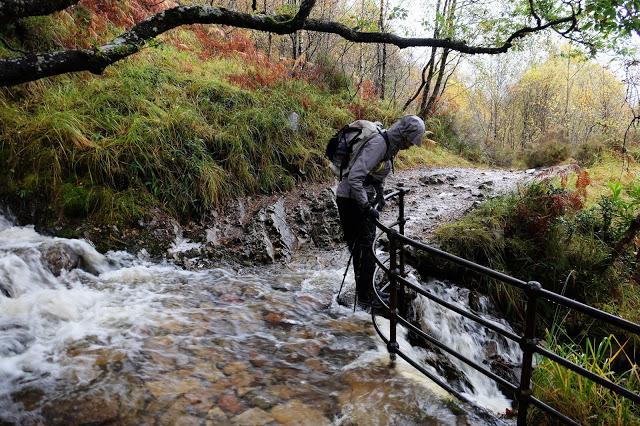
top-left (0, 166), bottom-right (534, 425)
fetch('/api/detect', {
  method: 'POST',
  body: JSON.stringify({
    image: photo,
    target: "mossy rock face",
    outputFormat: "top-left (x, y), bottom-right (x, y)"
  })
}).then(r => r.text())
top-left (61, 183), bottom-right (98, 218)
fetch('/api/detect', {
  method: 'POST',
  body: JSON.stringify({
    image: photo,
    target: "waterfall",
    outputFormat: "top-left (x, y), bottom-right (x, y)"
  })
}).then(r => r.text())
top-left (412, 278), bottom-right (521, 413)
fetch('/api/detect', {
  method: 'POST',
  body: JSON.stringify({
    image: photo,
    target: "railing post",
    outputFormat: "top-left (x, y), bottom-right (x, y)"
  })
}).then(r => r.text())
top-left (397, 188), bottom-right (407, 317)
top-left (387, 229), bottom-right (399, 363)
top-left (517, 281), bottom-right (541, 426)
top-left (398, 189), bottom-right (406, 275)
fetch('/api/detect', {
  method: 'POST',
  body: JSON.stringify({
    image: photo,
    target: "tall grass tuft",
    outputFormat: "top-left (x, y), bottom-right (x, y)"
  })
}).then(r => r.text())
top-left (531, 331), bottom-right (640, 425)
top-left (0, 45), bottom-right (372, 226)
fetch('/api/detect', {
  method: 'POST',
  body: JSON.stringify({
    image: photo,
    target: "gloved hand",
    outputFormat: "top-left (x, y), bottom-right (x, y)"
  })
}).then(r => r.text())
top-left (375, 196), bottom-right (386, 212)
top-left (365, 204), bottom-right (380, 220)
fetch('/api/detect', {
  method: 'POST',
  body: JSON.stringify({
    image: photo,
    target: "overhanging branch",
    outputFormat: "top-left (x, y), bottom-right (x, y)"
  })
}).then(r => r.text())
top-left (0, 1), bottom-right (577, 87)
top-left (302, 15), bottom-right (575, 53)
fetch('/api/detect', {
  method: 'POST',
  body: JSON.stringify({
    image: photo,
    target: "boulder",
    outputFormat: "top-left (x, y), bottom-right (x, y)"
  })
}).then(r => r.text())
top-left (40, 241), bottom-right (80, 276)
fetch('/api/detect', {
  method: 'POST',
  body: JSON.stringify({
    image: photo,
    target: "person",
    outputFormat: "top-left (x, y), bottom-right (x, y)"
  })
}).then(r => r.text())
top-left (336, 115), bottom-right (425, 309)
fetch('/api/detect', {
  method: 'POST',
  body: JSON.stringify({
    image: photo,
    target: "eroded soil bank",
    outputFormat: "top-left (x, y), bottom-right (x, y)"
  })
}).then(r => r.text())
top-left (56, 166), bottom-right (530, 268)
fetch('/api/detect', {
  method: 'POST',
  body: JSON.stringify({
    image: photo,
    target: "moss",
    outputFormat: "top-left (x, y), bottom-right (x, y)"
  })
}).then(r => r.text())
top-left (60, 183), bottom-right (101, 218)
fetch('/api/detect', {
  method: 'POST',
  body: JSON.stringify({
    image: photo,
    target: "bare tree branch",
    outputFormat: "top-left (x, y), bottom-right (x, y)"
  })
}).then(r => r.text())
top-left (0, 0), bottom-right (578, 87)
top-left (303, 14), bottom-right (576, 52)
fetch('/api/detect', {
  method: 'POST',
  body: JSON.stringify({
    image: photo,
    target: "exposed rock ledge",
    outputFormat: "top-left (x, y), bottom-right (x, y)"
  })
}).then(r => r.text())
top-left (10, 165), bottom-right (552, 269)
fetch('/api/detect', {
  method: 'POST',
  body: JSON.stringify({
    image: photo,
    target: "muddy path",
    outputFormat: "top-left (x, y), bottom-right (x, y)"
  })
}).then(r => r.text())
top-left (164, 166), bottom-right (531, 268)
top-left (377, 167), bottom-right (529, 242)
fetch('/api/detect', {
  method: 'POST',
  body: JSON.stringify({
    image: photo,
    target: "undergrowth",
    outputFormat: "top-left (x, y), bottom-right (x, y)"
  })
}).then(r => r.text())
top-left (0, 0), bottom-right (469, 245)
top-left (417, 162), bottom-right (640, 421)
top-left (531, 332), bottom-right (640, 425)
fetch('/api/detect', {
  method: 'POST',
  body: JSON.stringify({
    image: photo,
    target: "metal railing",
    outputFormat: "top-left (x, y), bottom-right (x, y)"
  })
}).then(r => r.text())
top-left (370, 188), bottom-right (640, 425)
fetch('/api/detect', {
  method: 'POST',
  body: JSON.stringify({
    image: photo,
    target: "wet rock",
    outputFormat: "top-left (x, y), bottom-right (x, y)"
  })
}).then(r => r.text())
top-left (485, 340), bottom-right (499, 358)
top-left (420, 173), bottom-right (457, 185)
top-left (146, 378), bottom-right (200, 399)
top-left (40, 242), bottom-right (80, 276)
top-left (271, 282), bottom-right (294, 292)
top-left (244, 389), bottom-right (279, 410)
top-left (263, 311), bottom-right (300, 327)
top-left (468, 291), bottom-right (482, 312)
top-left (218, 393), bottom-right (245, 414)
top-left (267, 200), bottom-right (298, 260)
top-left (487, 355), bottom-right (520, 400)
top-left (266, 384), bottom-right (298, 400)
top-left (336, 287), bottom-right (355, 308)
top-left (172, 415), bottom-right (202, 426)
top-left (231, 371), bottom-right (255, 388)
top-left (183, 391), bottom-right (214, 415)
top-left (231, 407), bottom-right (275, 425)
top-left (223, 361), bottom-right (249, 375)
top-left (478, 182), bottom-right (494, 191)
top-left (41, 393), bottom-right (120, 426)
top-left (300, 188), bottom-right (342, 248)
top-left (249, 353), bottom-right (271, 368)
top-left (270, 399), bottom-right (331, 426)
top-left (243, 199), bottom-right (298, 263)
top-left (10, 387), bottom-right (44, 411)
top-left (263, 311), bottom-right (285, 325)
top-left (206, 406), bottom-right (228, 423)
top-left (304, 358), bottom-right (329, 373)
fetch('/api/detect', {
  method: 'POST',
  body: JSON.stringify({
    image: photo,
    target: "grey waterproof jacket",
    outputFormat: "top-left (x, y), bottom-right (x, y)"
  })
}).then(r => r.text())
top-left (336, 115), bottom-right (425, 209)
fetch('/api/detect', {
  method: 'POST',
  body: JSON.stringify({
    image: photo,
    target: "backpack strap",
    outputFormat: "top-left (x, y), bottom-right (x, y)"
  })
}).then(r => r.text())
top-left (338, 127), bottom-right (363, 180)
top-left (379, 129), bottom-right (394, 175)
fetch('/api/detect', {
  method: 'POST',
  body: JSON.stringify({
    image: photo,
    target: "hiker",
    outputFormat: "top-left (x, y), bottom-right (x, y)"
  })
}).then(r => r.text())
top-left (336, 115), bottom-right (425, 309)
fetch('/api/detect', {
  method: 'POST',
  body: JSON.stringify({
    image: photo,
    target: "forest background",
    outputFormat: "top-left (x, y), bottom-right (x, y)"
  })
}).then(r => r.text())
top-left (1, 0), bottom-right (639, 228)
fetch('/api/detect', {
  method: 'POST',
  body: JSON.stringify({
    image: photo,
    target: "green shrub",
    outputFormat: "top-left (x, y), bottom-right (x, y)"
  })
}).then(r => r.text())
top-left (574, 139), bottom-right (605, 167)
top-left (426, 114), bottom-right (484, 163)
top-left (423, 178), bottom-right (639, 328)
top-left (523, 141), bottom-right (570, 168)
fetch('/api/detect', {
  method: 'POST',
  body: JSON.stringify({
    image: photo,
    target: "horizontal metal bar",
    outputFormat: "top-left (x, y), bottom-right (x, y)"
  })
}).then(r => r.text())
top-left (535, 345), bottom-right (640, 404)
top-left (538, 288), bottom-right (640, 336)
top-left (386, 218), bottom-right (409, 229)
top-left (395, 311), bottom-right (519, 392)
top-left (529, 397), bottom-right (580, 426)
top-left (383, 189), bottom-right (411, 201)
top-left (396, 274), bottom-right (522, 344)
top-left (404, 236), bottom-right (528, 289)
top-left (370, 313), bottom-right (471, 404)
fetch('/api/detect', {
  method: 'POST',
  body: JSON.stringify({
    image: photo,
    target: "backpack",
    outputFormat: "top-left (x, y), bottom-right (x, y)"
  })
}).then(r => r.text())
top-left (325, 120), bottom-right (386, 179)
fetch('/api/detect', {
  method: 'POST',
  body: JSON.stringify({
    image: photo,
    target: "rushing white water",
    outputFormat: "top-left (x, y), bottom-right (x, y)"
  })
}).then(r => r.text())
top-left (412, 277), bottom-right (521, 413)
top-left (0, 218), bottom-right (177, 421)
top-left (0, 212), bottom-right (516, 425)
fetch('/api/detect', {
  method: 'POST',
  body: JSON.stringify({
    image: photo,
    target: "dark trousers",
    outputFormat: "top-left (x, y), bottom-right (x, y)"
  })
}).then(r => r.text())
top-left (337, 197), bottom-right (377, 303)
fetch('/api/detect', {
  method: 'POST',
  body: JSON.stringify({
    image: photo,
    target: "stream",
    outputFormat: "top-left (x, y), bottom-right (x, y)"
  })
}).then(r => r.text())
top-left (0, 167), bottom-right (529, 425)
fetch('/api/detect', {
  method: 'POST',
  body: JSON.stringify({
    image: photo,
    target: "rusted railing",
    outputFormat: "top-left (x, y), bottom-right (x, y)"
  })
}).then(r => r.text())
top-left (370, 188), bottom-right (640, 425)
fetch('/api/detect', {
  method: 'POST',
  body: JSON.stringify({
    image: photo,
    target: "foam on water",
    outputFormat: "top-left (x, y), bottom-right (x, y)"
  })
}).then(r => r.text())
top-left (413, 277), bottom-right (521, 413)
top-left (0, 217), bottom-right (171, 417)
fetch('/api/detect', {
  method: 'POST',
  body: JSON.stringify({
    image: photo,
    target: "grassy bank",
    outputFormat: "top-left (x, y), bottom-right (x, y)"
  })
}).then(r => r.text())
top-left (0, 5), bottom-right (468, 248)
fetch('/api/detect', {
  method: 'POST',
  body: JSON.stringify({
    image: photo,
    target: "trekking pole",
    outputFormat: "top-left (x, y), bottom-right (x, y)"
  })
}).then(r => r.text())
top-left (337, 239), bottom-right (357, 300)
